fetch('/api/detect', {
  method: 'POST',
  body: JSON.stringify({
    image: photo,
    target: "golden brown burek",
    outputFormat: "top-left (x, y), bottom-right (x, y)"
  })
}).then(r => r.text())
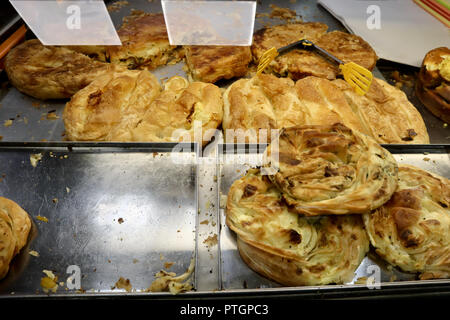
top-left (5, 39), bottom-right (116, 100)
top-left (107, 12), bottom-right (184, 70)
top-left (223, 74), bottom-right (429, 144)
top-left (63, 69), bottom-right (223, 146)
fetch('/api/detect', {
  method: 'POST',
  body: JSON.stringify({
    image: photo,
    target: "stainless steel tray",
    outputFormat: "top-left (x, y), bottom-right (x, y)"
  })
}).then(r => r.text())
top-left (217, 144), bottom-right (450, 292)
top-left (0, 142), bottom-right (199, 297)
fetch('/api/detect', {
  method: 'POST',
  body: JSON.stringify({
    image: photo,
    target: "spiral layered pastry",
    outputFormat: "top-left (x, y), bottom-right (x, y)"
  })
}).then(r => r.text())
top-left (226, 169), bottom-right (369, 286)
top-left (364, 165), bottom-right (450, 280)
top-left (264, 124), bottom-right (398, 216)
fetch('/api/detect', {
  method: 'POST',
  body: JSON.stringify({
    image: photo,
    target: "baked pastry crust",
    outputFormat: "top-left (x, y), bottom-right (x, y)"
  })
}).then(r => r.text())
top-left (333, 78), bottom-right (430, 144)
top-left (63, 45), bottom-right (107, 62)
top-left (63, 70), bottom-right (223, 146)
top-left (223, 74), bottom-right (306, 142)
top-left (226, 169), bottom-right (369, 286)
top-left (264, 124), bottom-right (398, 216)
top-left (131, 76), bottom-right (223, 146)
top-left (419, 47), bottom-right (450, 87)
top-left (276, 49), bottom-right (338, 80)
top-left (184, 45), bottom-right (252, 83)
top-left (0, 209), bottom-right (15, 280)
top-left (0, 197), bottom-right (31, 279)
top-left (251, 22), bottom-right (329, 61)
top-left (63, 68), bottom-right (161, 141)
top-left (416, 82), bottom-right (450, 124)
top-left (363, 165), bottom-right (450, 280)
top-left (294, 76), bottom-right (368, 134)
top-left (5, 39), bottom-right (115, 100)
top-left (108, 11), bottom-right (184, 70)
top-left (223, 75), bottom-right (365, 141)
top-left (315, 31), bottom-right (377, 73)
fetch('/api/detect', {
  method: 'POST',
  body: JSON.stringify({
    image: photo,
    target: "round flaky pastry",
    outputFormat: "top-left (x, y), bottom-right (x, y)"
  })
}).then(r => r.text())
top-left (226, 169), bottom-right (369, 286)
top-left (5, 39), bottom-right (116, 100)
top-left (0, 197), bottom-right (31, 279)
top-left (130, 76), bottom-right (223, 146)
top-left (363, 165), bottom-right (450, 280)
top-left (264, 123), bottom-right (398, 216)
top-left (252, 25), bottom-right (377, 81)
top-left (315, 31), bottom-right (377, 73)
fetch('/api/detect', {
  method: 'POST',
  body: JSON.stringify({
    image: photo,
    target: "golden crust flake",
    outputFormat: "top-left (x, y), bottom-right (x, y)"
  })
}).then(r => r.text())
top-left (184, 45), bottom-right (252, 83)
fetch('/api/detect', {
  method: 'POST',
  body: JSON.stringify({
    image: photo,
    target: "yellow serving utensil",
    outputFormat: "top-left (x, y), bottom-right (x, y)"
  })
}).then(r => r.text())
top-left (256, 39), bottom-right (373, 96)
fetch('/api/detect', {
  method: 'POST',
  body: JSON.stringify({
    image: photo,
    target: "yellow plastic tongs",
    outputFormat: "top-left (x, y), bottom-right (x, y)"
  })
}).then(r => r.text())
top-left (256, 39), bottom-right (373, 96)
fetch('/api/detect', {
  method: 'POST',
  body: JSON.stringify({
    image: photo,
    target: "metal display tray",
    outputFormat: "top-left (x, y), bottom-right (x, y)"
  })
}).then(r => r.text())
top-left (0, 0), bottom-right (449, 301)
top-left (217, 144), bottom-right (450, 295)
top-left (0, 142), bottom-right (199, 297)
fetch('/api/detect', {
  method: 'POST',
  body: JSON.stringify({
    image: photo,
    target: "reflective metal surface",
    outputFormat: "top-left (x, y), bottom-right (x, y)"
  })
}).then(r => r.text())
top-left (217, 144), bottom-right (450, 291)
top-left (0, 143), bottom-right (198, 296)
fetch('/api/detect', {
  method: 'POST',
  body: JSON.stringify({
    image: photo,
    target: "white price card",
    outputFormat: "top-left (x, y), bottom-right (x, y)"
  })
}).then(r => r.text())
top-left (10, 0), bottom-right (121, 45)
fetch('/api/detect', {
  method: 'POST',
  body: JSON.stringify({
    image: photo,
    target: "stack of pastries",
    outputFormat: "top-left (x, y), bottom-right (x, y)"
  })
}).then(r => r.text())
top-left (226, 124), bottom-right (449, 286)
